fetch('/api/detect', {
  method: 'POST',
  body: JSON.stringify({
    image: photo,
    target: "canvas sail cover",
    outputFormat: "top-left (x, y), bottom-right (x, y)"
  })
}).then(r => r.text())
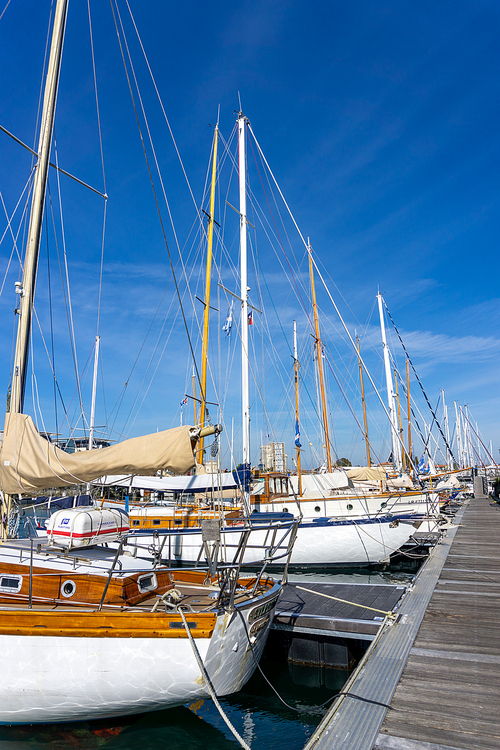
top-left (345, 467), bottom-right (388, 482)
top-left (0, 413), bottom-right (196, 494)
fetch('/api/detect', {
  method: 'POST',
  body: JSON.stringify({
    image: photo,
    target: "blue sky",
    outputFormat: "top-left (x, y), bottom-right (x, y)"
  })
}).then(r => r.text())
top-left (0, 0), bottom-right (499, 470)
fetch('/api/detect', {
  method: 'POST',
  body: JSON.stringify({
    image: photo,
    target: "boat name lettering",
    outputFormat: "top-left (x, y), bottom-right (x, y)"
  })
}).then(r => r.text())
top-left (249, 596), bottom-right (278, 622)
top-left (249, 614), bottom-right (270, 638)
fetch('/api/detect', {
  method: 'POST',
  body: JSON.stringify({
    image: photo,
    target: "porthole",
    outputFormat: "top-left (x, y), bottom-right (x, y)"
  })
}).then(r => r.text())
top-left (283, 507), bottom-right (288, 513)
top-left (380, 502), bottom-right (388, 509)
top-left (314, 506), bottom-right (321, 513)
top-left (346, 504), bottom-right (353, 511)
top-left (0, 575), bottom-right (22, 594)
top-left (138, 573), bottom-right (158, 593)
top-left (61, 579), bottom-right (76, 598)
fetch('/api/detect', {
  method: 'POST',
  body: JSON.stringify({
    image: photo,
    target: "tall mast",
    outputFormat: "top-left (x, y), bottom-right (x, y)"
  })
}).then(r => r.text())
top-left (9, 0), bottom-right (69, 416)
top-left (442, 389), bottom-right (452, 471)
top-left (293, 320), bottom-right (302, 495)
top-left (237, 113), bottom-right (250, 469)
top-left (377, 292), bottom-right (402, 472)
top-left (464, 405), bottom-right (472, 467)
top-left (197, 125), bottom-right (218, 465)
top-left (88, 335), bottom-right (100, 451)
top-left (454, 401), bottom-right (464, 469)
top-left (357, 336), bottom-right (371, 467)
top-left (2, 0), bottom-right (68, 541)
top-left (308, 243), bottom-right (332, 472)
top-left (394, 368), bottom-right (405, 471)
top-left (406, 359), bottom-right (413, 473)
top-left (192, 365), bottom-right (197, 426)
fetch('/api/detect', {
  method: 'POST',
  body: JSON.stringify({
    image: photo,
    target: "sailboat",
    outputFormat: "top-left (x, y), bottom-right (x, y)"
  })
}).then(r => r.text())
top-left (0, 0), bottom-right (290, 724)
top-left (111, 113), bottom-right (422, 569)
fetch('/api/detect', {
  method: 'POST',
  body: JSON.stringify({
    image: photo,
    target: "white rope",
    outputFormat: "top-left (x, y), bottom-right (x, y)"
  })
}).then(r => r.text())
top-left (295, 584), bottom-right (396, 619)
top-left (179, 607), bottom-right (251, 750)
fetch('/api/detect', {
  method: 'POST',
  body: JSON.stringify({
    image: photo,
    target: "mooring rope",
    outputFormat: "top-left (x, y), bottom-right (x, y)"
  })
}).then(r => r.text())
top-left (179, 606), bottom-right (251, 750)
top-left (295, 584), bottom-right (397, 619)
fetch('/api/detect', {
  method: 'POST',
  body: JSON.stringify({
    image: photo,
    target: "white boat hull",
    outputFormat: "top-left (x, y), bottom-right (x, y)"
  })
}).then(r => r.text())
top-left (129, 514), bottom-right (419, 568)
top-left (0, 588), bottom-right (278, 724)
top-left (254, 492), bottom-right (440, 519)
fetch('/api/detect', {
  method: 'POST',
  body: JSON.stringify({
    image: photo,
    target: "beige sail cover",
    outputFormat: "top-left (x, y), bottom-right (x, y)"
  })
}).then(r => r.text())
top-left (345, 467), bottom-right (388, 482)
top-left (0, 413), bottom-right (196, 494)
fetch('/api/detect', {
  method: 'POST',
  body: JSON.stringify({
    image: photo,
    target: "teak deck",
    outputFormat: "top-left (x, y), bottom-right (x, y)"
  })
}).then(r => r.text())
top-left (304, 493), bottom-right (500, 750)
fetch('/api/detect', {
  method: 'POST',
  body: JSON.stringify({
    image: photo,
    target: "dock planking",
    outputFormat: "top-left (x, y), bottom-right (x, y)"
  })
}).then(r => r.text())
top-left (303, 494), bottom-right (500, 750)
top-left (375, 495), bottom-right (500, 750)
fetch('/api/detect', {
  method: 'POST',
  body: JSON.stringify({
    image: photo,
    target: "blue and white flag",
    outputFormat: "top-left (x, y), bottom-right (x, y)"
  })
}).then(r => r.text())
top-left (418, 454), bottom-right (429, 475)
top-left (294, 418), bottom-right (301, 448)
top-left (222, 303), bottom-right (233, 336)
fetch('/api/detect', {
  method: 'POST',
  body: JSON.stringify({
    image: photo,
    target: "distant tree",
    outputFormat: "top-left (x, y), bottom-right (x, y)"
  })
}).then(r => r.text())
top-left (335, 457), bottom-right (352, 467)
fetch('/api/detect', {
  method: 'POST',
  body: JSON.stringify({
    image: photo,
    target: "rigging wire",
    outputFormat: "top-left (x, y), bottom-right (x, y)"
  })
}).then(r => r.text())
top-left (382, 298), bottom-right (456, 464)
top-left (109, 0), bottom-right (205, 418)
top-left (86, 0), bottom-right (107, 337)
top-left (53, 142), bottom-right (86, 435)
top-left (0, 172), bottom-right (36, 297)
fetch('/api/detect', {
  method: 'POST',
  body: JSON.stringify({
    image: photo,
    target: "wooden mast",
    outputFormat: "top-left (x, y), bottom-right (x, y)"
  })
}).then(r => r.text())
top-left (197, 125), bottom-right (218, 465)
top-left (2, 0), bottom-right (69, 541)
top-left (308, 242), bottom-right (332, 473)
top-left (293, 320), bottom-right (302, 495)
top-left (9, 0), bottom-right (69, 416)
top-left (357, 336), bottom-right (371, 467)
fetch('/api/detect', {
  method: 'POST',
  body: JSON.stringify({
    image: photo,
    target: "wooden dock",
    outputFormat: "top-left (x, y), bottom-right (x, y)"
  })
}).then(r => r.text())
top-left (303, 494), bottom-right (500, 750)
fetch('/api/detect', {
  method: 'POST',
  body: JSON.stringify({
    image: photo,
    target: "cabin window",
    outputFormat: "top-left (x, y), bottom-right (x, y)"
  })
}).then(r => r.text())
top-left (283, 508), bottom-right (288, 513)
top-left (0, 575), bottom-right (22, 593)
top-left (132, 520), bottom-right (141, 526)
top-left (137, 573), bottom-right (157, 593)
top-left (61, 579), bottom-right (76, 598)
top-left (346, 504), bottom-right (353, 511)
top-left (152, 519), bottom-right (161, 526)
top-left (174, 519), bottom-right (183, 525)
top-left (380, 502), bottom-right (387, 509)
top-left (314, 506), bottom-right (321, 513)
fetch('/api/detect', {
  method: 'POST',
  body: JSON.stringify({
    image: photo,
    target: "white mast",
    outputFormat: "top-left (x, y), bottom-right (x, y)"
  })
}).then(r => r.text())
top-left (88, 335), bottom-right (100, 451)
top-left (464, 405), bottom-right (472, 467)
top-left (442, 389), bottom-right (453, 470)
top-left (237, 112), bottom-right (250, 470)
top-left (377, 293), bottom-right (402, 472)
top-left (454, 401), bottom-right (465, 469)
top-left (9, 0), bottom-right (69, 415)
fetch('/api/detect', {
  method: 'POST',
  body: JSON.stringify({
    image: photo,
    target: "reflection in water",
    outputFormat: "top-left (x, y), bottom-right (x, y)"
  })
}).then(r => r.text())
top-left (0, 568), bottom-right (416, 750)
top-left (0, 660), bottom-right (345, 750)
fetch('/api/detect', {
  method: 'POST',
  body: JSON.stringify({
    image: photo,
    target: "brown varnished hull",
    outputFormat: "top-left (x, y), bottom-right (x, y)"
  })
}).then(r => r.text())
top-left (0, 561), bottom-right (174, 607)
top-left (0, 608), bottom-right (217, 638)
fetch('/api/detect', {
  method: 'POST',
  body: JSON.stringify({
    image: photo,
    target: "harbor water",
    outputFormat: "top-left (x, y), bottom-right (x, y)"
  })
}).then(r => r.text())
top-left (0, 566), bottom-right (415, 750)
